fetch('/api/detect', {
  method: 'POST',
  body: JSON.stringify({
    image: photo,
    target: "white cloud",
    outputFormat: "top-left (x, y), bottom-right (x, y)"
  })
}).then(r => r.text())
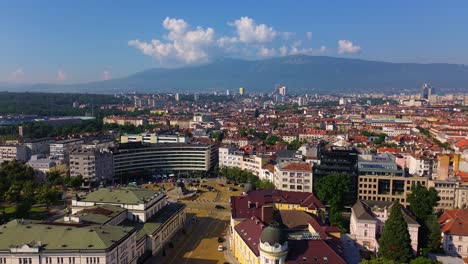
top-left (57, 69), bottom-right (68, 81)
top-left (229, 16), bottom-right (277, 44)
top-left (10, 68), bottom-right (24, 81)
top-left (337, 40), bottom-right (361, 54)
top-left (281, 31), bottom-right (295, 40)
top-left (129, 16), bottom-right (331, 64)
top-left (102, 70), bottom-right (111, 80)
top-left (129, 17), bottom-right (215, 64)
top-left (284, 44), bottom-right (327, 56)
top-left (257, 46), bottom-right (276, 57)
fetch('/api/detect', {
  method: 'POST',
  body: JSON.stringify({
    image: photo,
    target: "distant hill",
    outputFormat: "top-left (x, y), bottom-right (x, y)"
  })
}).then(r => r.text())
top-left (2, 55), bottom-right (468, 94)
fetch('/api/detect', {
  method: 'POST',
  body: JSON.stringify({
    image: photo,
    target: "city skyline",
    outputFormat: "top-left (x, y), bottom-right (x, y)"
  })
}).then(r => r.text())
top-left (2, 0), bottom-right (468, 84)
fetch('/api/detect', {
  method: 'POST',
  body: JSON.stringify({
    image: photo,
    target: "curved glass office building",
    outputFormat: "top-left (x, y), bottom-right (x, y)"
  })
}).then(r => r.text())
top-left (112, 142), bottom-right (217, 178)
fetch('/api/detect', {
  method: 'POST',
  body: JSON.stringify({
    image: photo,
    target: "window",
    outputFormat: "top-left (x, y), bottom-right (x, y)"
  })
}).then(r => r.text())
top-left (458, 245), bottom-right (463, 253)
top-left (459, 236), bottom-right (463, 242)
top-left (364, 230), bottom-right (368, 237)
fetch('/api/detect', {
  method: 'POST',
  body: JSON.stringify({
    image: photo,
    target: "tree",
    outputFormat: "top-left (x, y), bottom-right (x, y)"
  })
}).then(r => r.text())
top-left (407, 183), bottom-right (440, 251)
top-left (314, 173), bottom-right (351, 227)
top-left (425, 213), bottom-right (442, 252)
top-left (287, 140), bottom-right (303, 150)
top-left (407, 184), bottom-right (439, 221)
top-left (360, 257), bottom-right (396, 264)
top-left (378, 202), bottom-right (413, 263)
top-left (265, 135), bottom-right (280, 145)
top-left (15, 198), bottom-right (33, 218)
top-left (45, 171), bottom-right (64, 186)
top-left (64, 176), bottom-right (84, 190)
top-left (36, 185), bottom-right (61, 208)
top-left (409, 256), bottom-right (440, 264)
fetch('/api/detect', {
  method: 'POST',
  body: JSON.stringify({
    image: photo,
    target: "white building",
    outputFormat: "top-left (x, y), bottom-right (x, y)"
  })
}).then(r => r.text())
top-left (273, 162), bottom-right (313, 192)
top-left (407, 154), bottom-right (437, 177)
top-left (50, 138), bottom-right (84, 162)
top-left (218, 147), bottom-right (269, 176)
top-left (350, 200), bottom-right (420, 254)
top-left (439, 209), bottom-right (468, 257)
top-left (0, 145), bottom-right (28, 162)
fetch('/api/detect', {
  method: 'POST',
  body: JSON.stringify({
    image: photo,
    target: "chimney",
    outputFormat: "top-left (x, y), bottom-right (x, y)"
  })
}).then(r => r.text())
top-left (255, 202), bottom-right (259, 208)
top-left (248, 201), bottom-right (252, 208)
top-left (261, 205), bottom-right (274, 224)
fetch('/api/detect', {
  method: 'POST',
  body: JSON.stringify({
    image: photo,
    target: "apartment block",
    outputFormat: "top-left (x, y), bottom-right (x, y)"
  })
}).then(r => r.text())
top-left (0, 145), bottom-right (28, 162)
top-left (274, 162), bottom-right (313, 192)
top-left (50, 138), bottom-right (84, 162)
top-left (69, 149), bottom-right (114, 184)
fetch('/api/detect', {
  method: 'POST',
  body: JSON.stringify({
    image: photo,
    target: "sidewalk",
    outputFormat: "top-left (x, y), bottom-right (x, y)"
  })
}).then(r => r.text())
top-left (223, 228), bottom-right (239, 264)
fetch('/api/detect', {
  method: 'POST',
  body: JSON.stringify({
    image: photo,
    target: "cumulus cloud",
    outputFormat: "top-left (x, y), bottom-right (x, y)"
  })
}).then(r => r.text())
top-left (129, 16), bottom-right (336, 64)
top-left (57, 70), bottom-right (68, 81)
top-left (337, 40), bottom-right (361, 54)
top-left (257, 46), bottom-right (276, 57)
top-left (10, 68), bottom-right (24, 81)
top-left (229, 16), bottom-right (277, 44)
top-left (129, 17), bottom-right (215, 64)
top-left (102, 70), bottom-right (111, 80)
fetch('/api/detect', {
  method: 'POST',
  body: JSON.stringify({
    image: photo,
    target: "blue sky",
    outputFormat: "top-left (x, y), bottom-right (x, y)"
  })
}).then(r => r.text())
top-left (1, 0), bottom-right (468, 83)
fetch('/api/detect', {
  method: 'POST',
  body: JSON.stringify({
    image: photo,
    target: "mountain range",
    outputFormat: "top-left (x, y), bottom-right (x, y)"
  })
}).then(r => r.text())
top-left (2, 55), bottom-right (468, 94)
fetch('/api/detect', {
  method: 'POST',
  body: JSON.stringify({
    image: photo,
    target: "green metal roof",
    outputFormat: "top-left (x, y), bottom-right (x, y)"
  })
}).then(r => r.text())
top-left (81, 188), bottom-right (162, 205)
top-left (122, 203), bottom-right (186, 240)
top-left (71, 204), bottom-right (126, 225)
top-left (0, 220), bottom-right (135, 252)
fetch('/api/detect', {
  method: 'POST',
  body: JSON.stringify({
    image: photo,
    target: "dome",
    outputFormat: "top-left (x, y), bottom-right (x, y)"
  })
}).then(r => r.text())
top-left (260, 226), bottom-right (287, 246)
top-left (243, 181), bottom-right (255, 193)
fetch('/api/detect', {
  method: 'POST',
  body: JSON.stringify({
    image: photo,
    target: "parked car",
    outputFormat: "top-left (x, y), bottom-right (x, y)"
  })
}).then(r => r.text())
top-left (215, 205), bottom-right (225, 209)
top-left (218, 237), bottom-right (224, 243)
top-left (218, 245), bottom-right (223, 251)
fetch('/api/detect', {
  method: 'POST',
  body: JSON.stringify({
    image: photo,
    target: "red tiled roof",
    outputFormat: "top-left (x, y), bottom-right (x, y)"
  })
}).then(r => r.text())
top-left (234, 216), bottom-right (264, 256)
top-left (231, 190), bottom-right (325, 219)
top-left (286, 238), bottom-right (347, 264)
top-left (262, 164), bottom-right (275, 173)
top-left (281, 163), bottom-right (312, 171)
top-left (307, 216), bottom-right (341, 239)
top-left (439, 209), bottom-right (468, 236)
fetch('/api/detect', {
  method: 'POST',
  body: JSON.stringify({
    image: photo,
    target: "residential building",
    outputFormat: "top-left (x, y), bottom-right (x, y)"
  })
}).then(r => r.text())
top-left (27, 155), bottom-right (58, 181)
top-left (439, 209), bottom-right (468, 257)
top-left (229, 190), bottom-right (347, 264)
top-left (69, 149), bottom-right (114, 185)
top-left (103, 116), bottom-right (147, 127)
top-left (218, 146), bottom-right (269, 176)
top-left (21, 138), bottom-right (53, 157)
top-left (50, 138), bottom-right (84, 162)
top-left (0, 145), bottom-right (28, 162)
top-left (407, 154), bottom-right (437, 177)
top-left (274, 162), bottom-right (313, 193)
top-left (350, 200), bottom-right (420, 254)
